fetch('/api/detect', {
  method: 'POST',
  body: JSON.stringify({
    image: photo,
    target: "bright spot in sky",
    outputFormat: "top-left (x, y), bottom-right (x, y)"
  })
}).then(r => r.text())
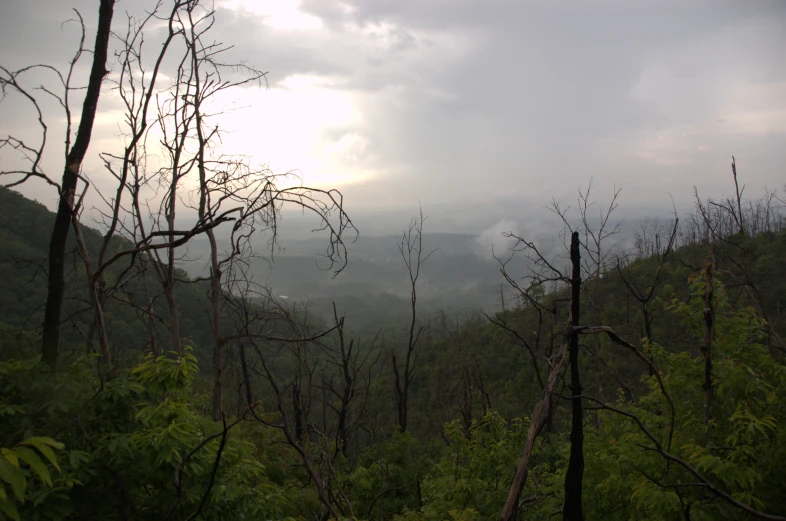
top-left (218, 0), bottom-right (323, 30)
top-left (211, 74), bottom-right (372, 188)
top-left (197, 3), bottom-right (373, 189)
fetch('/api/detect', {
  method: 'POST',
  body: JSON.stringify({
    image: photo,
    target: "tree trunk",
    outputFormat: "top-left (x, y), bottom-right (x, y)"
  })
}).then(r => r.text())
top-left (499, 340), bottom-right (568, 521)
top-left (208, 229), bottom-right (223, 421)
top-left (293, 381), bottom-right (304, 442)
top-left (238, 340), bottom-right (253, 407)
top-left (71, 217), bottom-right (112, 370)
top-left (392, 351), bottom-right (407, 432)
top-left (41, 0), bottom-right (115, 369)
top-left (337, 349), bottom-right (353, 457)
top-left (164, 172), bottom-right (182, 356)
top-left (141, 258), bottom-right (159, 356)
top-left (164, 272), bottom-right (181, 356)
top-left (564, 231), bottom-right (584, 521)
top-left (702, 260), bottom-right (714, 426)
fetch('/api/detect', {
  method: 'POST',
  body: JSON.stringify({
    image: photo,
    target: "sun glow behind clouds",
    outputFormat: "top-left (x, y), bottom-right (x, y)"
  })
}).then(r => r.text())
top-left (212, 74), bottom-right (373, 188)
top-left (218, 0), bottom-right (322, 30)
top-left (198, 1), bottom-right (375, 189)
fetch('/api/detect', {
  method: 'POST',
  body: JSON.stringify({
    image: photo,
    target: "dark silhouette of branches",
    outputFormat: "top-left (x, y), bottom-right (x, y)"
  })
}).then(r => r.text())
top-left (686, 158), bottom-right (785, 356)
top-left (0, 1), bottom-right (116, 368)
top-left (581, 395), bottom-right (786, 521)
top-left (392, 206), bottom-right (435, 432)
top-left (56, 0), bottom-right (356, 388)
top-left (616, 214), bottom-right (679, 344)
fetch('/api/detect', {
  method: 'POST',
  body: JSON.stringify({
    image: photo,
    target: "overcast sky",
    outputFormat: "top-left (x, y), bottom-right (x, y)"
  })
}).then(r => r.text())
top-left (1, 0), bottom-right (784, 236)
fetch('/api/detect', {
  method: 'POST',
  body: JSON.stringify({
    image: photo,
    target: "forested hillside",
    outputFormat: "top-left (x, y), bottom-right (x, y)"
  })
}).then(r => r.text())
top-left (0, 188), bottom-right (217, 364)
top-left (184, 231), bottom-right (509, 333)
top-left (2, 183), bottom-right (786, 520)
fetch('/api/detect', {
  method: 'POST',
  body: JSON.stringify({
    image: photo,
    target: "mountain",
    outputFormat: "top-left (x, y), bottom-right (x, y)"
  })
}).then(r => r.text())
top-left (3, 187), bottom-right (786, 520)
top-left (181, 228), bottom-right (516, 332)
top-left (0, 188), bottom-right (216, 361)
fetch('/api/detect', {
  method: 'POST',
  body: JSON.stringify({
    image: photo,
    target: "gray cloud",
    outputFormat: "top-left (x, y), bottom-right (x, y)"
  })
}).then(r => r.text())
top-left (1, 0), bottom-right (784, 236)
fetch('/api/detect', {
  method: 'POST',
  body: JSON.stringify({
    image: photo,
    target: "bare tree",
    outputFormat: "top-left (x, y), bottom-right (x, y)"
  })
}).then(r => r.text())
top-left (687, 158), bottom-right (785, 356)
top-left (494, 225), bottom-right (575, 521)
top-left (500, 337), bottom-right (568, 521)
top-left (563, 231), bottom-right (584, 521)
top-left (0, 1), bottom-right (116, 368)
top-left (495, 185), bottom-right (624, 520)
top-left (549, 180), bottom-right (622, 283)
top-left (616, 216), bottom-right (679, 345)
top-left (701, 258), bottom-right (715, 427)
top-left (321, 303), bottom-right (379, 458)
top-left (54, 1), bottom-right (355, 402)
top-left (392, 207), bottom-right (435, 432)
top-left (227, 286), bottom-right (355, 518)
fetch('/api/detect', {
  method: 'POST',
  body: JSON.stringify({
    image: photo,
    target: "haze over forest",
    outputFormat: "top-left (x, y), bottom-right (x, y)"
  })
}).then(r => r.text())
top-left (2, 0), bottom-right (784, 326)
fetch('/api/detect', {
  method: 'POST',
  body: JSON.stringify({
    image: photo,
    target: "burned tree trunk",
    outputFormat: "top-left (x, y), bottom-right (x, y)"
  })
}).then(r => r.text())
top-left (702, 258), bottom-right (715, 427)
top-left (238, 340), bottom-right (253, 408)
top-left (41, 0), bottom-right (115, 369)
top-left (391, 350), bottom-right (408, 432)
top-left (564, 231), bottom-right (584, 521)
top-left (293, 381), bottom-right (305, 443)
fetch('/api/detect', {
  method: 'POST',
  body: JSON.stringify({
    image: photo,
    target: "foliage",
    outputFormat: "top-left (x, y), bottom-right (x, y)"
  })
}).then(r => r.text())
top-left (2, 189), bottom-right (786, 519)
top-left (0, 436), bottom-right (66, 521)
top-left (0, 349), bottom-right (301, 520)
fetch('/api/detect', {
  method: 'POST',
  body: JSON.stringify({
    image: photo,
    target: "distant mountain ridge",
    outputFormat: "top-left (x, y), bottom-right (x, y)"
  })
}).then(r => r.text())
top-left (184, 230), bottom-right (508, 318)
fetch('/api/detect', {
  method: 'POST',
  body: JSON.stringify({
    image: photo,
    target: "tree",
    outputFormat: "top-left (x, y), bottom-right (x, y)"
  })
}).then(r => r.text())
top-left (495, 183), bottom-right (624, 520)
top-left (688, 158), bottom-right (785, 356)
top-left (616, 216), bottom-right (679, 345)
top-left (392, 208), bottom-right (434, 432)
top-left (0, 1), bottom-right (116, 368)
top-left (564, 231), bottom-right (584, 521)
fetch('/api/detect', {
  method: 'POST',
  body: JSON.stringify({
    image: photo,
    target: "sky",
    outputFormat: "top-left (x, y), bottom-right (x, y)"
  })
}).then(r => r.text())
top-left (1, 0), bottom-right (784, 237)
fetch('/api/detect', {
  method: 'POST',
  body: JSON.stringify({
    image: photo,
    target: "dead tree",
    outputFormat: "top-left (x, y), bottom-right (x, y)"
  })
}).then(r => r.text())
top-left (226, 286), bottom-right (354, 518)
top-left (549, 180), bottom-right (622, 284)
top-left (616, 216), bottom-right (679, 345)
top-left (563, 231), bottom-right (584, 521)
top-left (691, 158), bottom-right (785, 356)
top-left (41, 0), bottom-right (116, 369)
top-left (392, 207), bottom-right (435, 432)
top-left (62, 1), bottom-right (239, 368)
top-left (496, 184), bottom-right (623, 520)
top-left (0, 1), bottom-right (116, 368)
top-left (320, 303), bottom-right (379, 458)
top-left (60, 1), bottom-right (354, 401)
top-left (500, 337), bottom-right (569, 521)
top-left (181, 2), bottom-right (265, 421)
top-left (701, 258), bottom-right (715, 427)
top-left (494, 228), bottom-right (574, 521)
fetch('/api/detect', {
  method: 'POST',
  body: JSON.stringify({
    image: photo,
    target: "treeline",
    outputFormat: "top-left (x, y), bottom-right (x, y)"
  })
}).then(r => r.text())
top-left (2, 175), bottom-right (786, 519)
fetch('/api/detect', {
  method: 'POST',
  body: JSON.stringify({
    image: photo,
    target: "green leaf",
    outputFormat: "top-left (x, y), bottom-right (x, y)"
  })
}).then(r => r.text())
top-left (68, 450), bottom-right (89, 470)
top-left (0, 456), bottom-right (25, 501)
top-left (0, 493), bottom-right (20, 521)
top-left (22, 437), bottom-right (64, 451)
top-left (14, 447), bottom-right (52, 487)
top-left (0, 449), bottom-right (18, 468)
top-left (21, 437), bottom-right (63, 471)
